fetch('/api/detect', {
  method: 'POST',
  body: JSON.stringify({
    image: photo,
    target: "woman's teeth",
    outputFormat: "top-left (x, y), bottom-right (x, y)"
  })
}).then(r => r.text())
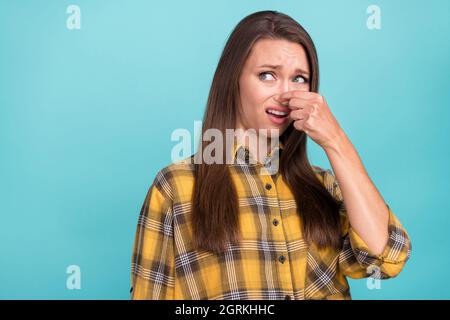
top-left (266, 109), bottom-right (288, 117)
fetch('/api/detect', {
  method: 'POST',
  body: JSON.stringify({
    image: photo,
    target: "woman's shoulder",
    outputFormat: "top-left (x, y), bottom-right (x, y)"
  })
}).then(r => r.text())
top-left (150, 155), bottom-right (196, 202)
top-left (311, 164), bottom-right (328, 174)
top-left (310, 164), bottom-right (339, 194)
top-left (311, 164), bottom-right (333, 180)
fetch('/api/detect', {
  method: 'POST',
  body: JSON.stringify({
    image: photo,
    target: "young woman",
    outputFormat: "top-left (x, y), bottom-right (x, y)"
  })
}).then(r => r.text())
top-left (130, 10), bottom-right (411, 300)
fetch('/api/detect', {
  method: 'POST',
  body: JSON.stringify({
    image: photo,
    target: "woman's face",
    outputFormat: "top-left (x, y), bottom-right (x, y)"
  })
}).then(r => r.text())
top-left (237, 38), bottom-right (311, 138)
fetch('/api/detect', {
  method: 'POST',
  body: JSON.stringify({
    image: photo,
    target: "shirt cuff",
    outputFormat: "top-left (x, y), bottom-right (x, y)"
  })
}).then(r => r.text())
top-left (347, 204), bottom-right (412, 266)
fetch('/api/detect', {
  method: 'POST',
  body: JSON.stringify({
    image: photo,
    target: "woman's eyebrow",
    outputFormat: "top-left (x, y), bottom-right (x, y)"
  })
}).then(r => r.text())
top-left (257, 64), bottom-right (309, 75)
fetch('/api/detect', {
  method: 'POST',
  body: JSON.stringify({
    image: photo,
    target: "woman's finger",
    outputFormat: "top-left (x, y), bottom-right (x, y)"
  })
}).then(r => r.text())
top-left (290, 105), bottom-right (313, 117)
top-left (289, 109), bottom-right (310, 121)
top-left (293, 118), bottom-right (306, 131)
top-left (287, 98), bottom-right (308, 110)
top-left (279, 90), bottom-right (317, 101)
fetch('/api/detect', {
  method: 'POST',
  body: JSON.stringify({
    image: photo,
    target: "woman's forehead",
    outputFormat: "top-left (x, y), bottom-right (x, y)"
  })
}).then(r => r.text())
top-left (246, 39), bottom-right (309, 71)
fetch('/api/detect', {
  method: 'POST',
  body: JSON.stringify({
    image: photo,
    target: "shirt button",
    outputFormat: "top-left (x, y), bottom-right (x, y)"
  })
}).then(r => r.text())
top-left (272, 218), bottom-right (279, 226)
top-left (278, 255), bottom-right (286, 264)
top-left (244, 149), bottom-right (250, 162)
top-left (265, 183), bottom-right (272, 190)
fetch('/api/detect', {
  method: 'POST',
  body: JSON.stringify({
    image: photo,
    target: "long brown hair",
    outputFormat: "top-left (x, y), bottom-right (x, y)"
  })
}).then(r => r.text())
top-left (192, 10), bottom-right (341, 254)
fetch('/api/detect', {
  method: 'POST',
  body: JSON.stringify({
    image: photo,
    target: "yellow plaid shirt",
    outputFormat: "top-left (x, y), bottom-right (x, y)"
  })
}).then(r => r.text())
top-left (130, 141), bottom-right (411, 300)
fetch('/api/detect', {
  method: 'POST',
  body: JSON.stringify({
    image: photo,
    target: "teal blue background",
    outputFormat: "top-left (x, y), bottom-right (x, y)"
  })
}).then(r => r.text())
top-left (1, 0), bottom-right (449, 299)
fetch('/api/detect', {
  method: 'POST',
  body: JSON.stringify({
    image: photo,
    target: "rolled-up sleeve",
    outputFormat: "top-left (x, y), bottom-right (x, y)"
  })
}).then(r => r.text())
top-left (322, 169), bottom-right (412, 280)
top-left (341, 204), bottom-right (412, 279)
top-left (130, 174), bottom-right (175, 299)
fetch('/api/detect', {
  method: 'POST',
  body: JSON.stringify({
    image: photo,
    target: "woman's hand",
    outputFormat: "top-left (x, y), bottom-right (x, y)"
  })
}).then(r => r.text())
top-left (280, 90), bottom-right (391, 255)
top-left (279, 90), bottom-right (344, 151)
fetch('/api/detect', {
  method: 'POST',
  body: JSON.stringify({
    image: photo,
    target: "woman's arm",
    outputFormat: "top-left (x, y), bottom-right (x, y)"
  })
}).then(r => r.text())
top-left (282, 90), bottom-right (390, 255)
top-left (322, 167), bottom-right (411, 279)
top-left (131, 171), bottom-right (175, 300)
top-left (323, 128), bottom-right (389, 255)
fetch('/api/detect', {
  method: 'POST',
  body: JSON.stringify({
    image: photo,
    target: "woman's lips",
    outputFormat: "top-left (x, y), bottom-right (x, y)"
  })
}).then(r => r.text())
top-left (265, 106), bottom-right (291, 114)
top-left (266, 109), bottom-right (290, 125)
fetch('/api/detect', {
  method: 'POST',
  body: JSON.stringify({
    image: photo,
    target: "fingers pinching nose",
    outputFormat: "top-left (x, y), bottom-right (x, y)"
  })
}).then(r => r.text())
top-left (273, 93), bottom-right (291, 108)
top-left (274, 93), bottom-right (288, 100)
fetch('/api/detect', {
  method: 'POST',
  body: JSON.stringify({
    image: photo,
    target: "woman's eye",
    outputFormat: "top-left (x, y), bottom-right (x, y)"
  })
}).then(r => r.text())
top-left (258, 72), bottom-right (275, 81)
top-left (259, 72), bottom-right (309, 84)
top-left (293, 75), bottom-right (308, 83)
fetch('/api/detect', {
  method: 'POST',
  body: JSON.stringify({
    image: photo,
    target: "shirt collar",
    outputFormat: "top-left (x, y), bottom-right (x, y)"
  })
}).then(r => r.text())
top-left (232, 139), bottom-right (285, 165)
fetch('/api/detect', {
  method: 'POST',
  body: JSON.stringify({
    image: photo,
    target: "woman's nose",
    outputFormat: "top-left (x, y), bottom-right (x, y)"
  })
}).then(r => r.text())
top-left (280, 80), bottom-right (292, 96)
top-left (273, 81), bottom-right (309, 104)
top-left (273, 92), bottom-right (289, 106)
top-left (273, 80), bottom-right (294, 103)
